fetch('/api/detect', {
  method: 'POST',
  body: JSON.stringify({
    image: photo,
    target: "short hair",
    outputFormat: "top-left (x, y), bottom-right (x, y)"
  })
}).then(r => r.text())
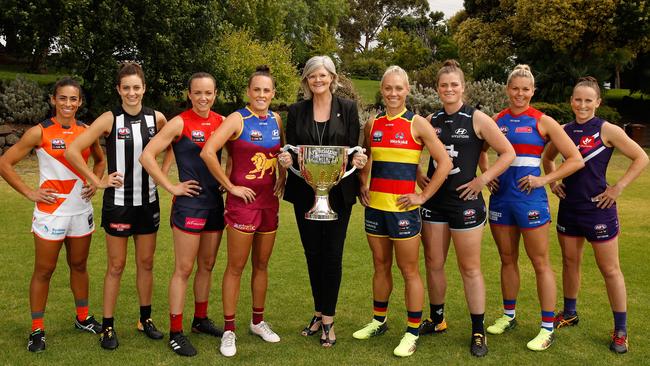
top-left (507, 64), bottom-right (535, 87)
top-left (116, 62), bottom-right (145, 86)
top-left (381, 65), bottom-right (409, 87)
top-left (52, 77), bottom-right (83, 99)
top-left (436, 59), bottom-right (465, 87)
top-left (248, 65), bottom-right (275, 89)
top-left (188, 72), bottom-right (217, 91)
top-left (573, 76), bottom-right (601, 99)
top-left (300, 55), bottom-right (339, 99)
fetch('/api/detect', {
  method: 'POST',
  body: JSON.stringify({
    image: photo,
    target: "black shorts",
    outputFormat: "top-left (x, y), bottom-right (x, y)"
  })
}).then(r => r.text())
top-left (365, 207), bottom-right (421, 240)
top-left (171, 202), bottom-right (225, 234)
top-left (421, 200), bottom-right (486, 231)
top-left (101, 201), bottom-right (160, 237)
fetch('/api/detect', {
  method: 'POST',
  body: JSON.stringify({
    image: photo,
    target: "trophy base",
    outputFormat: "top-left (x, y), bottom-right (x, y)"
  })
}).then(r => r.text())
top-left (305, 195), bottom-right (338, 221)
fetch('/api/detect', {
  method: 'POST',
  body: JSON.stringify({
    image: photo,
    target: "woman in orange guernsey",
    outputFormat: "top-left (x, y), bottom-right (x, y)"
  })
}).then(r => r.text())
top-left (0, 78), bottom-right (105, 352)
top-left (353, 66), bottom-right (452, 358)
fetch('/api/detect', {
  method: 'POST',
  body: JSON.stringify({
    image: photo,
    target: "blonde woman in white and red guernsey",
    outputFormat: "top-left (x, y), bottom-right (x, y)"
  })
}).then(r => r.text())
top-left (201, 66), bottom-right (286, 357)
top-left (352, 66), bottom-right (452, 358)
top-left (140, 73), bottom-right (225, 357)
top-left (0, 78), bottom-right (106, 352)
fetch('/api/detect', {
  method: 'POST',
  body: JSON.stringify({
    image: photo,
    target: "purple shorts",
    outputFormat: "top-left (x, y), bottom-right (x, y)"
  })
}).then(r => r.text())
top-left (556, 204), bottom-right (619, 242)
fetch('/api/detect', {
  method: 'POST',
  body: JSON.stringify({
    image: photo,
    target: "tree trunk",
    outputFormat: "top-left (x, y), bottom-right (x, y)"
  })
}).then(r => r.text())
top-left (615, 64), bottom-right (621, 89)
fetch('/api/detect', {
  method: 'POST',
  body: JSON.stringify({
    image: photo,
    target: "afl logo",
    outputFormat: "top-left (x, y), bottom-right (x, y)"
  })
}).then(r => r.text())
top-left (191, 130), bottom-right (205, 142)
top-left (117, 127), bottom-right (131, 139)
top-left (373, 131), bottom-right (383, 142)
top-left (455, 128), bottom-right (467, 135)
top-left (464, 209), bottom-right (476, 217)
top-left (527, 210), bottom-right (540, 221)
top-left (499, 125), bottom-right (509, 134)
top-left (594, 224), bottom-right (607, 231)
top-left (398, 219), bottom-right (410, 227)
top-left (250, 130), bottom-right (263, 141)
top-left (395, 132), bottom-right (405, 139)
top-left (434, 127), bottom-right (442, 136)
top-left (51, 138), bottom-right (66, 149)
top-left (148, 126), bottom-right (156, 137)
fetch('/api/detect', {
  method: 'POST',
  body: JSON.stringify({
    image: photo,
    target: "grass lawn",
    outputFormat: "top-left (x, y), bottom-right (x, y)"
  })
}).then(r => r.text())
top-left (0, 151), bottom-right (648, 365)
top-left (603, 89), bottom-right (649, 102)
top-left (351, 79), bottom-right (380, 105)
top-left (0, 66), bottom-right (63, 86)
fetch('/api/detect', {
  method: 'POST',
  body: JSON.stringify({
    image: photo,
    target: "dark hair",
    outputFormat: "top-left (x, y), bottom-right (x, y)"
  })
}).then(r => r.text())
top-left (52, 77), bottom-right (83, 99)
top-left (574, 76), bottom-right (601, 98)
top-left (248, 65), bottom-right (275, 88)
top-left (188, 72), bottom-right (217, 91)
top-left (116, 62), bottom-right (145, 86)
top-left (436, 59), bottom-right (465, 87)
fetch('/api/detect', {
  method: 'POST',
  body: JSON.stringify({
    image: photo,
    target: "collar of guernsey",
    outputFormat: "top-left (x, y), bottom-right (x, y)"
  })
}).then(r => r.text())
top-left (369, 108), bottom-right (423, 212)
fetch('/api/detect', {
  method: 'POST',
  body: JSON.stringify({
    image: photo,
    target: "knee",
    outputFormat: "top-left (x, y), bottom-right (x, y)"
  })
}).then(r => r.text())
top-left (499, 251), bottom-right (519, 266)
top-left (252, 259), bottom-right (269, 273)
top-left (398, 264), bottom-right (421, 282)
top-left (174, 262), bottom-right (195, 280)
top-left (373, 260), bottom-right (392, 276)
top-left (137, 256), bottom-right (154, 272)
top-left (33, 264), bottom-right (56, 282)
top-left (107, 260), bottom-right (126, 278)
top-left (530, 256), bottom-right (552, 274)
top-left (68, 259), bottom-right (88, 274)
top-left (599, 264), bottom-right (623, 281)
top-left (226, 262), bottom-right (246, 278)
top-left (197, 257), bottom-right (216, 273)
top-left (424, 255), bottom-right (444, 272)
top-left (562, 255), bottom-right (580, 269)
top-left (459, 265), bottom-right (482, 280)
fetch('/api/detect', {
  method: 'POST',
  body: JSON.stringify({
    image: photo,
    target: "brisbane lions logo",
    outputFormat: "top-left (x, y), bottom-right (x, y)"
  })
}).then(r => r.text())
top-left (246, 152), bottom-right (277, 179)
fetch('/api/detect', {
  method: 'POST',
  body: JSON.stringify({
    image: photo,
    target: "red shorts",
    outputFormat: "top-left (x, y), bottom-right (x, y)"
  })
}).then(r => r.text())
top-left (225, 205), bottom-right (278, 234)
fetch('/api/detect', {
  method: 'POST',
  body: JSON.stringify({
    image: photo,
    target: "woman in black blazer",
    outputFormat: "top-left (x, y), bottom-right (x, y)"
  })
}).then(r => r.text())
top-left (278, 55), bottom-right (367, 347)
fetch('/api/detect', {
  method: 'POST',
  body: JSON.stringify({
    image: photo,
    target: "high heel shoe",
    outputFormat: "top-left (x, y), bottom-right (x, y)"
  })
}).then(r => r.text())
top-left (301, 316), bottom-right (322, 336)
top-left (320, 322), bottom-right (336, 347)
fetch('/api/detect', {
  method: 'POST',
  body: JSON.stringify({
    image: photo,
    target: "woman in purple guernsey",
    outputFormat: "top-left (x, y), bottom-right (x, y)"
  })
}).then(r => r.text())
top-left (543, 77), bottom-right (648, 354)
top-left (201, 66), bottom-right (286, 358)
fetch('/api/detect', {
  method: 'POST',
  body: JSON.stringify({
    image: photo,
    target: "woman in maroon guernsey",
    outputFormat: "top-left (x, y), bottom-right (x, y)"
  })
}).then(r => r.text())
top-left (543, 77), bottom-right (648, 354)
top-left (140, 73), bottom-right (225, 357)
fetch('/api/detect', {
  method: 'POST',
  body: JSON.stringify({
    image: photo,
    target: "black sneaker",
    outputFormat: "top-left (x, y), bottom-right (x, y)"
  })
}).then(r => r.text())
top-left (169, 332), bottom-right (197, 357)
top-left (100, 327), bottom-right (118, 350)
top-left (554, 311), bottom-right (579, 329)
top-left (137, 318), bottom-right (164, 340)
top-left (470, 333), bottom-right (488, 357)
top-left (75, 315), bottom-right (103, 334)
top-left (27, 329), bottom-right (46, 352)
top-left (191, 317), bottom-right (224, 337)
top-left (610, 330), bottom-right (628, 354)
top-left (419, 318), bottom-right (448, 335)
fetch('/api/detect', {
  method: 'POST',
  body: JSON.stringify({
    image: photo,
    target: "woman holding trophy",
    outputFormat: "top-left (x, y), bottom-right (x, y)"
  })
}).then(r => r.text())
top-left (277, 55), bottom-right (367, 348)
top-left (353, 65), bottom-right (452, 357)
top-left (200, 66), bottom-right (286, 357)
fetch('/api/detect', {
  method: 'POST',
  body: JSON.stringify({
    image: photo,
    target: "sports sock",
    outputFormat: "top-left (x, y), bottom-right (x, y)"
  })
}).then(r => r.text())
top-left (373, 300), bottom-right (388, 323)
top-left (431, 303), bottom-right (444, 324)
top-left (503, 299), bottom-right (516, 319)
top-left (170, 313), bottom-right (183, 334)
top-left (75, 299), bottom-right (89, 321)
top-left (140, 305), bottom-right (152, 324)
top-left (613, 311), bottom-right (627, 334)
top-left (470, 313), bottom-right (485, 334)
top-left (31, 312), bottom-right (44, 331)
top-left (194, 301), bottom-right (208, 319)
top-left (541, 310), bottom-right (554, 331)
top-left (224, 314), bottom-right (235, 332)
top-left (252, 307), bottom-right (264, 325)
top-left (406, 310), bottom-right (422, 336)
top-left (563, 297), bottom-right (577, 316)
top-left (102, 316), bottom-right (114, 330)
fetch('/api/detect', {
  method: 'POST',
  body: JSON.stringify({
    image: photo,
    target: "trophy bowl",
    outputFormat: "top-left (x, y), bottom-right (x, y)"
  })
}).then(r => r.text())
top-left (283, 144), bottom-right (362, 221)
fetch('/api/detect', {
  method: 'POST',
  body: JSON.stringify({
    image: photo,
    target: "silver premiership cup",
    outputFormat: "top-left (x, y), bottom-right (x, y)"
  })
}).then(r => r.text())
top-left (282, 144), bottom-right (363, 221)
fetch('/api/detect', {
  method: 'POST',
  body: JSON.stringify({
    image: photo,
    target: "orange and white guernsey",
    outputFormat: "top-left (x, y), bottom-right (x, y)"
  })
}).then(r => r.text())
top-left (35, 118), bottom-right (92, 215)
top-left (369, 109), bottom-right (423, 212)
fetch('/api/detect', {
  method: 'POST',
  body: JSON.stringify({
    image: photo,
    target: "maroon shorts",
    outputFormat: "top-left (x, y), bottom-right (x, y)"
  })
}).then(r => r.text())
top-left (225, 205), bottom-right (278, 234)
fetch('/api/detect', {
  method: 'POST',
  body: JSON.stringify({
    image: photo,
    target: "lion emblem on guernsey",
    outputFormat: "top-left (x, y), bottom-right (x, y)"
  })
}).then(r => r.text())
top-left (245, 152), bottom-right (277, 179)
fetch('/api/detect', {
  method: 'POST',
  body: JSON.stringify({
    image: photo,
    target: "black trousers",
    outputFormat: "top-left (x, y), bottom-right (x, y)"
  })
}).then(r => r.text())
top-left (293, 195), bottom-right (353, 316)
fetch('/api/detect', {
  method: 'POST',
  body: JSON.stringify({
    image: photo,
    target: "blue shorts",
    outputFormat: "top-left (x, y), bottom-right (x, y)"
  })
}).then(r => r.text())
top-left (557, 204), bottom-right (619, 242)
top-left (365, 207), bottom-right (421, 240)
top-left (171, 203), bottom-right (225, 234)
top-left (488, 198), bottom-right (550, 229)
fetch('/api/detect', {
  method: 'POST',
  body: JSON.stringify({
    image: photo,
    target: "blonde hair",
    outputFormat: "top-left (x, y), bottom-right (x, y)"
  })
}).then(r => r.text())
top-left (301, 55), bottom-right (339, 99)
top-left (436, 59), bottom-right (465, 87)
top-left (507, 64), bottom-right (535, 87)
top-left (381, 65), bottom-right (409, 87)
top-left (573, 76), bottom-right (601, 98)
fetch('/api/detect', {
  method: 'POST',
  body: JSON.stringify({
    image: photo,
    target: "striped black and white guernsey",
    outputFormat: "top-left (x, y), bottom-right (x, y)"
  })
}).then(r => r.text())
top-left (103, 105), bottom-right (158, 206)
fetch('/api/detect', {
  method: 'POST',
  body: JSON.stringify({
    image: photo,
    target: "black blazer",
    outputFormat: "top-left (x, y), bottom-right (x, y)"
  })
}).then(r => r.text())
top-left (283, 96), bottom-right (361, 207)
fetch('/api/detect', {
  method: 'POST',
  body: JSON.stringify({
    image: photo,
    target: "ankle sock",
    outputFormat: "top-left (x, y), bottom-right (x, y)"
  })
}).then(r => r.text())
top-left (373, 300), bottom-right (388, 323)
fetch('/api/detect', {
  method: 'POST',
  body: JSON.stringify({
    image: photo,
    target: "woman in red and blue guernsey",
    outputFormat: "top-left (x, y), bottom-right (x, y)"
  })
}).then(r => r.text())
top-left (201, 66), bottom-right (286, 357)
top-left (140, 73), bottom-right (225, 357)
top-left (353, 65), bottom-right (452, 358)
top-left (543, 77), bottom-right (648, 354)
top-left (482, 65), bottom-right (583, 351)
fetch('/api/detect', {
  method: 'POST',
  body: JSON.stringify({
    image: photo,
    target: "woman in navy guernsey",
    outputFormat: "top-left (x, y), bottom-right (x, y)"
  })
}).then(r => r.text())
top-left (481, 65), bottom-right (583, 351)
top-left (67, 63), bottom-right (172, 349)
top-left (200, 65), bottom-right (286, 357)
top-left (353, 66), bottom-right (452, 358)
top-left (0, 78), bottom-right (105, 352)
top-left (543, 77), bottom-right (648, 354)
top-left (417, 60), bottom-right (514, 357)
top-left (140, 73), bottom-right (225, 357)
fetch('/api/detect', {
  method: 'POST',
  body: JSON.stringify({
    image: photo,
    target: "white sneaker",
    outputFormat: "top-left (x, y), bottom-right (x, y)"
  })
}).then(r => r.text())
top-left (220, 330), bottom-right (237, 357)
top-left (249, 321), bottom-right (280, 343)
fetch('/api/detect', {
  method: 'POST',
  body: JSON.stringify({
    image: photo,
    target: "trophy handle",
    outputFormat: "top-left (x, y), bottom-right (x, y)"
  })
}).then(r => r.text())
top-left (281, 144), bottom-right (302, 177)
top-left (342, 146), bottom-right (364, 179)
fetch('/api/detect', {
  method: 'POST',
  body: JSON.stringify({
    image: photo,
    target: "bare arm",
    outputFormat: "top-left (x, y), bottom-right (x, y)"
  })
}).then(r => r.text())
top-left (358, 118), bottom-right (373, 206)
top-left (273, 111), bottom-right (287, 197)
top-left (154, 111), bottom-right (174, 175)
top-left (80, 135), bottom-right (108, 201)
top-left (541, 140), bottom-right (566, 198)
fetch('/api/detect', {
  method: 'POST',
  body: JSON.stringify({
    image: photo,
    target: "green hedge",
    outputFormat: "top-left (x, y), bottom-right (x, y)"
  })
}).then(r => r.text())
top-left (533, 102), bottom-right (621, 125)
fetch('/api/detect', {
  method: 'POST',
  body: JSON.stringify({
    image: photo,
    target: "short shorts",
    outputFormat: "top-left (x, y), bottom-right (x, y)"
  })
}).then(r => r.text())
top-left (421, 201), bottom-right (486, 231)
top-left (365, 207), bottom-right (421, 240)
top-left (32, 209), bottom-right (95, 241)
top-left (101, 201), bottom-right (160, 237)
top-left (225, 205), bottom-right (278, 234)
top-left (557, 204), bottom-right (619, 242)
top-left (489, 198), bottom-right (550, 229)
top-left (171, 203), bottom-right (225, 234)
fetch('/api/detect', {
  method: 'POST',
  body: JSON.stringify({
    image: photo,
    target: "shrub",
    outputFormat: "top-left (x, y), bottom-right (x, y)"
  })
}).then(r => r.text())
top-left (597, 104), bottom-right (622, 125)
top-left (532, 102), bottom-right (574, 124)
top-left (407, 83), bottom-right (441, 117)
top-left (409, 62), bottom-right (443, 88)
top-left (464, 78), bottom-right (509, 116)
top-left (0, 76), bottom-right (50, 125)
top-left (346, 57), bottom-right (387, 80)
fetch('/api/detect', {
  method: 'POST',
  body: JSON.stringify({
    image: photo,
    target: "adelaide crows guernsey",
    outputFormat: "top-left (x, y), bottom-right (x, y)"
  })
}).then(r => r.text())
top-left (492, 106), bottom-right (547, 202)
top-left (172, 109), bottom-right (224, 209)
top-left (227, 107), bottom-right (281, 209)
top-left (35, 118), bottom-right (91, 215)
top-left (368, 109), bottom-right (423, 212)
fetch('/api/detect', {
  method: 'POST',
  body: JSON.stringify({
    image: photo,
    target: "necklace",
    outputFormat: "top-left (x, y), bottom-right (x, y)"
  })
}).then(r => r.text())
top-left (314, 120), bottom-right (328, 146)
